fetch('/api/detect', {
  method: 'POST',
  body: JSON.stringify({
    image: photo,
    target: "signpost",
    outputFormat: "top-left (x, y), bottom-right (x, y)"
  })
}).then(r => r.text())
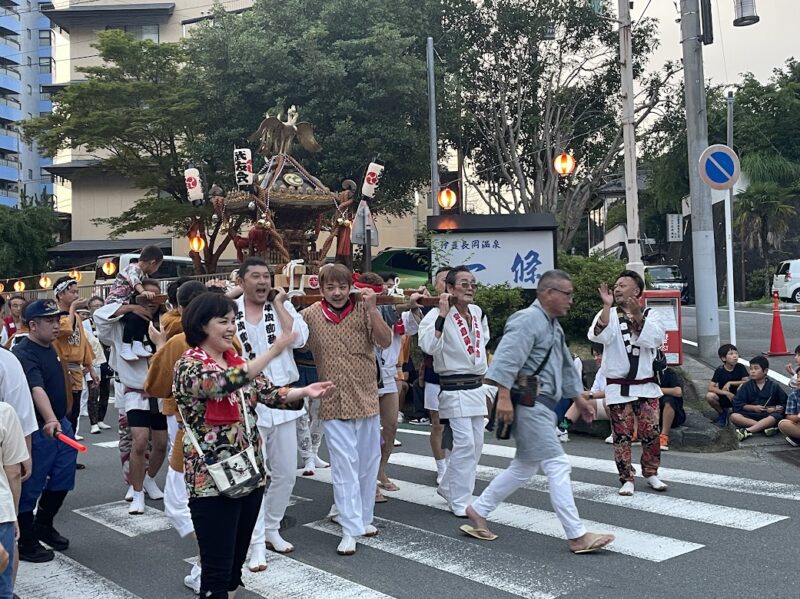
top-left (699, 143), bottom-right (740, 344)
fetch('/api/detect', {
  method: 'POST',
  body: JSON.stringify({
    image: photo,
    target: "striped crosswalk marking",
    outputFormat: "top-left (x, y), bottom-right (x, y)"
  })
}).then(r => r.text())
top-left (308, 468), bottom-right (704, 562)
top-left (74, 496), bottom-right (312, 537)
top-left (478, 443), bottom-right (800, 501)
top-left (307, 517), bottom-right (592, 599)
top-left (390, 452), bottom-right (788, 531)
top-left (184, 554), bottom-right (393, 598)
top-left (397, 431), bottom-right (800, 501)
top-left (92, 440), bottom-right (120, 448)
top-left (17, 553), bottom-right (143, 599)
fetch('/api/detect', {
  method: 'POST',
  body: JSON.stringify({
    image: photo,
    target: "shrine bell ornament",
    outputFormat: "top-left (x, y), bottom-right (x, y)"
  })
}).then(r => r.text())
top-left (233, 148), bottom-right (253, 187)
top-left (361, 161), bottom-right (384, 198)
top-left (184, 167), bottom-right (204, 202)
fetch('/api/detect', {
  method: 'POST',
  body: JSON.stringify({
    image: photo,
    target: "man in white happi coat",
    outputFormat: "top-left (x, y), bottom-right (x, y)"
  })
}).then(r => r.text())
top-left (418, 266), bottom-right (495, 517)
top-left (233, 257), bottom-right (309, 571)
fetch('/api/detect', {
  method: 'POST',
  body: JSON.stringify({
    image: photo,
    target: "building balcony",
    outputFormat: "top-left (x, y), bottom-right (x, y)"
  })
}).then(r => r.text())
top-left (0, 160), bottom-right (19, 182)
top-left (43, 3), bottom-right (174, 32)
top-left (0, 41), bottom-right (20, 65)
top-left (0, 70), bottom-right (19, 94)
top-left (0, 130), bottom-right (17, 152)
top-left (0, 97), bottom-right (21, 121)
top-left (0, 14), bottom-right (20, 37)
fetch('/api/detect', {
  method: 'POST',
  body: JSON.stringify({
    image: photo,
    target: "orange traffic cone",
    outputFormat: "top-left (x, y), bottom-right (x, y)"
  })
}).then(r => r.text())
top-left (765, 292), bottom-right (793, 356)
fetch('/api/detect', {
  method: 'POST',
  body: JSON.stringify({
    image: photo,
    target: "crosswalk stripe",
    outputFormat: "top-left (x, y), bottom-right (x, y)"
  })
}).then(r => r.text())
top-left (74, 500), bottom-right (172, 537)
top-left (397, 431), bottom-right (800, 502)
top-left (478, 444), bottom-right (800, 501)
top-left (74, 496), bottom-right (312, 537)
top-left (184, 554), bottom-right (393, 598)
top-left (389, 453), bottom-right (788, 531)
top-left (306, 517), bottom-right (591, 599)
top-left (92, 440), bottom-right (120, 448)
top-left (307, 468), bottom-right (703, 562)
top-left (17, 552), bottom-right (143, 599)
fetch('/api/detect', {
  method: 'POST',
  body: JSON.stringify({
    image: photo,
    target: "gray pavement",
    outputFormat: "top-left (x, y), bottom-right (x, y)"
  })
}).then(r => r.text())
top-left (14, 416), bottom-right (800, 599)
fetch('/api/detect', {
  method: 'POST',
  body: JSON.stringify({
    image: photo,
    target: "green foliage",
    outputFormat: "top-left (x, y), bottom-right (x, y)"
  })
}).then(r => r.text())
top-left (183, 0), bottom-right (437, 216)
top-left (557, 252), bottom-right (625, 340)
top-left (473, 284), bottom-right (527, 349)
top-left (744, 266), bottom-right (773, 301)
top-left (0, 197), bottom-right (57, 279)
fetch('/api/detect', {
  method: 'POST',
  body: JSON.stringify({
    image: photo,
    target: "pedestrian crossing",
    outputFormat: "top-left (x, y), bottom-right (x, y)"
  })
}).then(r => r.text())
top-left (15, 434), bottom-right (800, 599)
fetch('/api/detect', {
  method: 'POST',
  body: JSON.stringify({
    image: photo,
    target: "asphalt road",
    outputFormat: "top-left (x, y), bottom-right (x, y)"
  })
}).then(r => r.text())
top-left (681, 305), bottom-right (800, 363)
top-left (14, 420), bottom-right (800, 599)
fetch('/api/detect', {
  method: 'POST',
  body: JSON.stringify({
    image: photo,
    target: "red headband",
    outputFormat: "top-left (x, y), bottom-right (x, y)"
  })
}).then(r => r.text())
top-left (352, 273), bottom-right (384, 293)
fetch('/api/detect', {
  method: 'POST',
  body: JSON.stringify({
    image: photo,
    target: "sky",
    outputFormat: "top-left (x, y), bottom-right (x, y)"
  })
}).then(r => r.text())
top-left (634, 0), bottom-right (796, 85)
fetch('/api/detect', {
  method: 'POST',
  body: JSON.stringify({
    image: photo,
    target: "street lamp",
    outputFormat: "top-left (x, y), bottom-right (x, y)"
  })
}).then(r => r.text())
top-left (553, 152), bottom-right (576, 176)
top-left (733, 0), bottom-right (759, 26)
top-left (437, 188), bottom-right (457, 211)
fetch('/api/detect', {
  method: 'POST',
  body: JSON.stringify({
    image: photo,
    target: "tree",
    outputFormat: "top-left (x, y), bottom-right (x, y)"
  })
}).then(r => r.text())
top-left (182, 0), bottom-right (438, 216)
top-left (438, 0), bottom-right (679, 250)
top-left (0, 197), bottom-right (58, 280)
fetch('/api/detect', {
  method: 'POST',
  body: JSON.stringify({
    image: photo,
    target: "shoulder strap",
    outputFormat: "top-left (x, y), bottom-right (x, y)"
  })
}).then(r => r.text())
top-left (177, 389), bottom-right (252, 457)
top-left (532, 345), bottom-right (553, 377)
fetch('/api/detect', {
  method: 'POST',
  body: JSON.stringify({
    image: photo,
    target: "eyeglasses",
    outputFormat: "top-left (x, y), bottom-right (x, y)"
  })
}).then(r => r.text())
top-left (546, 287), bottom-right (574, 298)
top-left (456, 282), bottom-right (478, 290)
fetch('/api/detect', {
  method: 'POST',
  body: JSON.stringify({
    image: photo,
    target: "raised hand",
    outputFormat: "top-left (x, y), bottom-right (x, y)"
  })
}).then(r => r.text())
top-left (597, 283), bottom-right (614, 307)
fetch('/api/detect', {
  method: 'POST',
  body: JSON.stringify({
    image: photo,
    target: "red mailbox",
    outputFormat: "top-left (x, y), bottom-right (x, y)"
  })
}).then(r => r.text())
top-left (642, 290), bottom-right (683, 366)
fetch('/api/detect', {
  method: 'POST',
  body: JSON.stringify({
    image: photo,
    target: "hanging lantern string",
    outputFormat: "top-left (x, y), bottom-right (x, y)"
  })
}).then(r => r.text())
top-left (1, 259), bottom-right (104, 289)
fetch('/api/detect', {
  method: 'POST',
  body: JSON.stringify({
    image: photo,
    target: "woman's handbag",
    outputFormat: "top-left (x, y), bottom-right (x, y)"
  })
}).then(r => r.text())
top-left (179, 390), bottom-right (263, 498)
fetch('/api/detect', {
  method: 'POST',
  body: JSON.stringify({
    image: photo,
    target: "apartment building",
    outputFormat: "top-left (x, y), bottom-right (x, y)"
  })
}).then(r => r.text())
top-left (0, 0), bottom-right (54, 207)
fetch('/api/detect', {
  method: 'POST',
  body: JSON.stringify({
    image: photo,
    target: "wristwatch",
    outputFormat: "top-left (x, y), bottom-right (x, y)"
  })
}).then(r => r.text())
top-left (588, 392), bottom-right (594, 400)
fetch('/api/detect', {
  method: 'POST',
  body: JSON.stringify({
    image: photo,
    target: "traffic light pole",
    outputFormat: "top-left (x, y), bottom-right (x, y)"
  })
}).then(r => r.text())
top-left (725, 91), bottom-right (736, 344)
top-left (427, 37), bottom-right (440, 216)
top-left (680, 0), bottom-right (720, 359)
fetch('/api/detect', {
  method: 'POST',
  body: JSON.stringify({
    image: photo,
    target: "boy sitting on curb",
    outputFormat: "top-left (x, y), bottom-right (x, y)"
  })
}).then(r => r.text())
top-left (730, 356), bottom-right (787, 442)
top-left (706, 344), bottom-right (749, 427)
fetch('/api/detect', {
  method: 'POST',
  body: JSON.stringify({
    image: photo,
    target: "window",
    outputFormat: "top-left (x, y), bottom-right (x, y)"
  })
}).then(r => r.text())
top-left (106, 25), bottom-right (159, 43)
top-left (26, 29), bottom-right (31, 40)
top-left (38, 30), bottom-right (51, 47)
top-left (26, 169), bottom-right (32, 180)
top-left (38, 57), bottom-right (53, 74)
top-left (39, 111), bottom-right (48, 117)
top-left (26, 84), bottom-right (31, 95)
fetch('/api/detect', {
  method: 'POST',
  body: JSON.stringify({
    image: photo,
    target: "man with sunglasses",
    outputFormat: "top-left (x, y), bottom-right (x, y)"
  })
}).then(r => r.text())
top-left (462, 269), bottom-right (614, 553)
top-left (418, 265), bottom-right (495, 518)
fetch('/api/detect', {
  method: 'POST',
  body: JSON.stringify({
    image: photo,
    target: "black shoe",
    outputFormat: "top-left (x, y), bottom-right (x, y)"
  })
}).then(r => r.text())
top-left (18, 539), bottom-right (54, 563)
top-left (35, 524), bottom-right (69, 551)
top-left (76, 463), bottom-right (86, 470)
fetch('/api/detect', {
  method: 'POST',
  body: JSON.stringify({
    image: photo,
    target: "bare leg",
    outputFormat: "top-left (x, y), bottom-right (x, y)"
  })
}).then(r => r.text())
top-left (129, 427), bottom-right (149, 492)
top-left (661, 403), bottom-right (676, 437)
top-left (706, 392), bottom-right (723, 414)
top-left (147, 429), bottom-right (167, 479)
top-left (429, 410), bottom-right (445, 461)
top-left (746, 415), bottom-right (779, 433)
top-left (377, 392), bottom-right (399, 487)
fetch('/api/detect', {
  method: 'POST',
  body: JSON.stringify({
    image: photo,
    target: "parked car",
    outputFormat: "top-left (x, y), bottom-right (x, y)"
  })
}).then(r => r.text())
top-left (772, 259), bottom-right (800, 303)
top-left (371, 247), bottom-right (430, 288)
top-left (644, 264), bottom-right (689, 304)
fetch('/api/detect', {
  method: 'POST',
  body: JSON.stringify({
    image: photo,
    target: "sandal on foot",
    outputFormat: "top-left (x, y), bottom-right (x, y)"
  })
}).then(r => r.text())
top-left (459, 524), bottom-right (498, 541)
top-left (374, 491), bottom-right (388, 503)
top-left (570, 533), bottom-right (614, 554)
top-left (377, 480), bottom-right (400, 492)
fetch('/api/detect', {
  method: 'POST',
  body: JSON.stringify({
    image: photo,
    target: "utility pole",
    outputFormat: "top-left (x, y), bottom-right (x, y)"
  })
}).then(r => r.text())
top-left (427, 37), bottom-right (440, 216)
top-left (618, 0), bottom-right (642, 275)
top-left (680, 0), bottom-right (720, 359)
top-left (725, 91), bottom-right (736, 345)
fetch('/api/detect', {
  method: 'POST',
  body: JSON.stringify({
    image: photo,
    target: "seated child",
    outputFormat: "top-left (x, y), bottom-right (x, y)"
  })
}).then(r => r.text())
top-left (657, 367), bottom-right (685, 451)
top-left (778, 388), bottom-right (800, 447)
top-left (730, 355), bottom-right (787, 442)
top-left (706, 343), bottom-right (749, 426)
top-left (104, 245), bottom-right (163, 361)
top-left (561, 343), bottom-right (612, 443)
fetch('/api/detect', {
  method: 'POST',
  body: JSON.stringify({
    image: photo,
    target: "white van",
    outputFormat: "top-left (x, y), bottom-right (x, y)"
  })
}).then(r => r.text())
top-left (772, 260), bottom-right (800, 303)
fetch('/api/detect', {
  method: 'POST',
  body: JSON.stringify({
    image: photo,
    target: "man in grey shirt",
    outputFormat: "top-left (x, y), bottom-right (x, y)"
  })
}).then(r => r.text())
top-left (462, 270), bottom-right (614, 553)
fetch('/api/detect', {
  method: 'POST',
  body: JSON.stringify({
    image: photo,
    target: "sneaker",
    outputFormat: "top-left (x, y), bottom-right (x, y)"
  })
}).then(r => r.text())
top-left (556, 427), bottom-right (569, 443)
top-left (715, 411), bottom-right (728, 427)
top-left (407, 417), bottom-right (431, 426)
top-left (18, 538), bottom-right (54, 563)
top-left (129, 490), bottom-right (145, 515)
top-left (604, 433), bottom-right (614, 444)
top-left (183, 562), bottom-right (201, 594)
top-left (132, 341), bottom-right (152, 358)
top-left (786, 436), bottom-right (800, 447)
top-left (97, 422), bottom-right (111, 430)
top-left (736, 428), bottom-right (753, 442)
top-left (143, 474), bottom-right (164, 500)
top-left (764, 427), bottom-right (779, 437)
top-left (119, 343), bottom-right (139, 361)
top-left (35, 524), bottom-right (69, 551)
top-left (659, 433), bottom-right (669, 451)
top-left (74, 434), bottom-right (84, 441)
top-left (90, 424), bottom-right (101, 434)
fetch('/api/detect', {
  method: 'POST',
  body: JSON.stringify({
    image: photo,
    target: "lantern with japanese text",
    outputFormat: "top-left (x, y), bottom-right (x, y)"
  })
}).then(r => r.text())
top-left (438, 188), bottom-right (457, 211)
top-left (184, 167), bottom-right (204, 203)
top-left (361, 161), bottom-right (384, 198)
top-left (233, 148), bottom-right (253, 187)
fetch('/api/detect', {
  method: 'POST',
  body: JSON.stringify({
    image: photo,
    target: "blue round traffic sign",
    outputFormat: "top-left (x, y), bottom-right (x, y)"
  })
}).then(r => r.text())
top-left (698, 144), bottom-right (740, 190)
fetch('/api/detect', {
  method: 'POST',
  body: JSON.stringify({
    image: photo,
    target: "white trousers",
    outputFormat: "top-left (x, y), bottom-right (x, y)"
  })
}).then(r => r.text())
top-left (251, 419), bottom-right (299, 544)
top-left (323, 416), bottom-right (380, 537)
top-left (472, 454), bottom-right (586, 540)
top-left (163, 415), bottom-right (194, 538)
top-left (439, 415), bottom-right (484, 513)
top-left (296, 398), bottom-right (324, 463)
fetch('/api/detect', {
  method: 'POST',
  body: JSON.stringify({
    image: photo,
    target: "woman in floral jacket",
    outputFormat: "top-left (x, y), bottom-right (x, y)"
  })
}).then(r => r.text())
top-left (173, 292), bottom-right (334, 599)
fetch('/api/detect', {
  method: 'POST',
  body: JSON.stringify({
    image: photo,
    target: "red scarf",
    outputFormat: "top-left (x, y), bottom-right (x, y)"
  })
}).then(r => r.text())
top-left (320, 299), bottom-right (354, 324)
top-left (183, 346), bottom-right (247, 426)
